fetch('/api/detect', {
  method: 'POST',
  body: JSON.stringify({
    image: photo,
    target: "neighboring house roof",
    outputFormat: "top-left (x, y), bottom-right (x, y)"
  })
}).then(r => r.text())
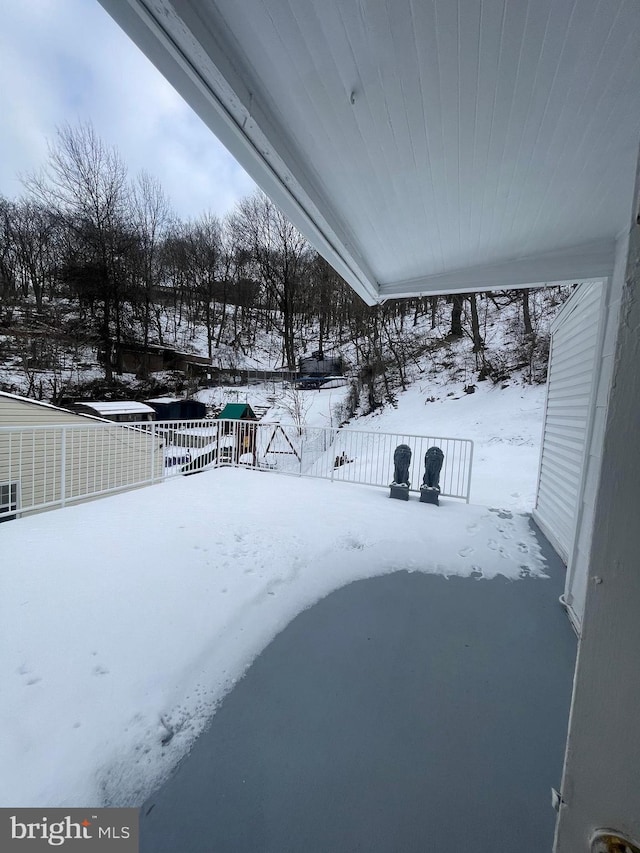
top-left (73, 401), bottom-right (155, 416)
top-left (145, 397), bottom-right (183, 404)
top-left (0, 390), bottom-right (75, 414)
top-left (217, 403), bottom-right (256, 420)
top-left (0, 391), bottom-right (110, 424)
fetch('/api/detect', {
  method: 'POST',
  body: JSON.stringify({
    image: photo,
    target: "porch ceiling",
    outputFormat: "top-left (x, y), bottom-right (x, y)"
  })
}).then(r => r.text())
top-left (99, 0), bottom-right (640, 304)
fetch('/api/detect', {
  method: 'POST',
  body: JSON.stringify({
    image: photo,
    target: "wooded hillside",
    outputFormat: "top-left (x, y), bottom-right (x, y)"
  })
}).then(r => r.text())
top-left (0, 124), bottom-right (571, 410)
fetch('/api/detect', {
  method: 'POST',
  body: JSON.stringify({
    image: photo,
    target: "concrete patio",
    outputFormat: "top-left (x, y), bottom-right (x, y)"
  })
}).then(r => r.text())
top-left (140, 522), bottom-right (576, 853)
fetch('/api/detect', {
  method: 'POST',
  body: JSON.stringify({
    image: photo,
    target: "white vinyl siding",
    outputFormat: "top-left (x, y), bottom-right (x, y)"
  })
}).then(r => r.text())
top-left (533, 283), bottom-right (606, 565)
top-left (559, 234), bottom-right (629, 634)
top-left (0, 395), bottom-right (163, 517)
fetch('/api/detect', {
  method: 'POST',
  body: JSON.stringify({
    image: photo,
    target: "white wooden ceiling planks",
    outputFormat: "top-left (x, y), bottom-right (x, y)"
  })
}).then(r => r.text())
top-left (99, 0), bottom-right (640, 303)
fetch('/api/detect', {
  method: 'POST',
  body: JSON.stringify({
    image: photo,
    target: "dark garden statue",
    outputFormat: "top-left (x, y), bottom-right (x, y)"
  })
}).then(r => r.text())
top-left (420, 446), bottom-right (444, 506)
top-left (390, 444), bottom-right (412, 501)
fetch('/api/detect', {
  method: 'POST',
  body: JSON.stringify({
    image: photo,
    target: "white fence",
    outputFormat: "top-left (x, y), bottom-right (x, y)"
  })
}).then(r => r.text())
top-left (1, 419), bottom-right (473, 521)
top-left (0, 422), bottom-right (164, 520)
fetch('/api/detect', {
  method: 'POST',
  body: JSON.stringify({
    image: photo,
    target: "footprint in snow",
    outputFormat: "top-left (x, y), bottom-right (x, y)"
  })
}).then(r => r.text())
top-left (342, 535), bottom-right (366, 550)
top-left (466, 522), bottom-right (479, 534)
top-left (17, 665), bottom-right (41, 685)
top-left (93, 665), bottom-right (109, 676)
top-left (458, 546), bottom-right (474, 558)
top-left (517, 542), bottom-right (529, 554)
top-left (489, 508), bottom-right (513, 519)
top-left (488, 539), bottom-right (509, 558)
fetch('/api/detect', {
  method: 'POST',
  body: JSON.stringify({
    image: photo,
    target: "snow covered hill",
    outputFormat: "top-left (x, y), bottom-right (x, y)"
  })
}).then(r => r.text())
top-left (195, 373), bottom-right (546, 512)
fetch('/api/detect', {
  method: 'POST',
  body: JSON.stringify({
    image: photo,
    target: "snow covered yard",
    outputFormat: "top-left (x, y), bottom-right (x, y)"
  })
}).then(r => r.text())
top-left (200, 377), bottom-right (547, 511)
top-left (1, 466), bottom-right (548, 808)
top-left (354, 380), bottom-right (547, 512)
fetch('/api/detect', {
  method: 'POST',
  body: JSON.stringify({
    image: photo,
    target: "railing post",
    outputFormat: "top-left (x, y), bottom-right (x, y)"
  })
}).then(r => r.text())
top-left (466, 441), bottom-right (474, 503)
top-left (330, 429), bottom-right (338, 482)
top-left (150, 422), bottom-right (156, 483)
top-left (60, 426), bottom-right (67, 508)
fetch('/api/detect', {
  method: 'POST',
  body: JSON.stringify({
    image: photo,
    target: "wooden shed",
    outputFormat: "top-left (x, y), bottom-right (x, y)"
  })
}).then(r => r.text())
top-left (71, 401), bottom-right (156, 423)
top-left (217, 403), bottom-right (257, 422)
top-left (115, 342), bottom-right (212, 377)
top-left (217, 403), bottom-right (258, 464)
top-left (145, 398), bottom-right (207, 421)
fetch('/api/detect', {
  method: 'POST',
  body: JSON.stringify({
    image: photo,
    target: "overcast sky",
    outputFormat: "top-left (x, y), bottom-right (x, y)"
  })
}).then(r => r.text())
top-left (0, 0), bottom-right (256, 220)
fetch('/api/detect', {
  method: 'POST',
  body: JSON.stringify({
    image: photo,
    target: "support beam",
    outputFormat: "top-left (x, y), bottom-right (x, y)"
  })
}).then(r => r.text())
top-left (378, 240), bottom-right (616, 299)
top-left (97, 0), bottom-right (381, 305)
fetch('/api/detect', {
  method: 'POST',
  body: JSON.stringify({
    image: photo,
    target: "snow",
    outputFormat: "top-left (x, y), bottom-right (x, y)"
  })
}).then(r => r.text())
top-left (350, 380), bottom-right (547, 512)
top-left (74, 401), bottom-right (156, 416)
top-left (196, 377), bottom-right (545, 512)
top-left (1, 367), bottom-right (553, 809)
top-left (0, 467), bottom-right (548, 809)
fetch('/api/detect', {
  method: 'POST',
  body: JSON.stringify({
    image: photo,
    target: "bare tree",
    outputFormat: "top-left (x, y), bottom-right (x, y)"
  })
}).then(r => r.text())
top-left (521, 288), bottom-right (533, 336)
top-left (281, 385), bottom-right (313, 436)
top-left (468, 293), bottom-right (484, 353)
top-left (234, 191), bottom-right (309, 369)
top-left (130, 171), bottom-right (172, 351)
top-left (184, 213), bottom-right (224, 361)
top-left (23, 123), bottom-right (131, 381)
top-left (449, 294), bottom-right (464, 337)
top-left (2, 200), bottom-right (59, 313)
top-left (0, 198), bottom-right (19, 324)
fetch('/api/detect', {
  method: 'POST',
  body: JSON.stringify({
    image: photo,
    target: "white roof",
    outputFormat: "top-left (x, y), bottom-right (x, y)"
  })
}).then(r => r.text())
top-left (99, 0), bottom-right (640, 303)
top-left (75, 401), bottom-right (155, 416)
top-left (145, 397), bottom-right (182, 404)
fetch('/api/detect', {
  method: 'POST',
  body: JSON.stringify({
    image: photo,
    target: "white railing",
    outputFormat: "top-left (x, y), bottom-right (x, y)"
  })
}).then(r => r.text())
top-left (0, 422), bottom-right (164, 520)
top-left (215, 420), bottom-right (473, 501)
top-left (0, 419), bottom-right (473, 521)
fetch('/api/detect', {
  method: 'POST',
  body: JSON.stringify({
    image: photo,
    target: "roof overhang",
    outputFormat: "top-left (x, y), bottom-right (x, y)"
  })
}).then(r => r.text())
top-left (98, 0), bottom-right (640, 305)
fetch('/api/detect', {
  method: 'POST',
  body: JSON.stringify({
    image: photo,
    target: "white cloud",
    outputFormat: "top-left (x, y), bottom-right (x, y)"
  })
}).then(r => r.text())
top-left (0, 0), bottom-right (255, 218)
